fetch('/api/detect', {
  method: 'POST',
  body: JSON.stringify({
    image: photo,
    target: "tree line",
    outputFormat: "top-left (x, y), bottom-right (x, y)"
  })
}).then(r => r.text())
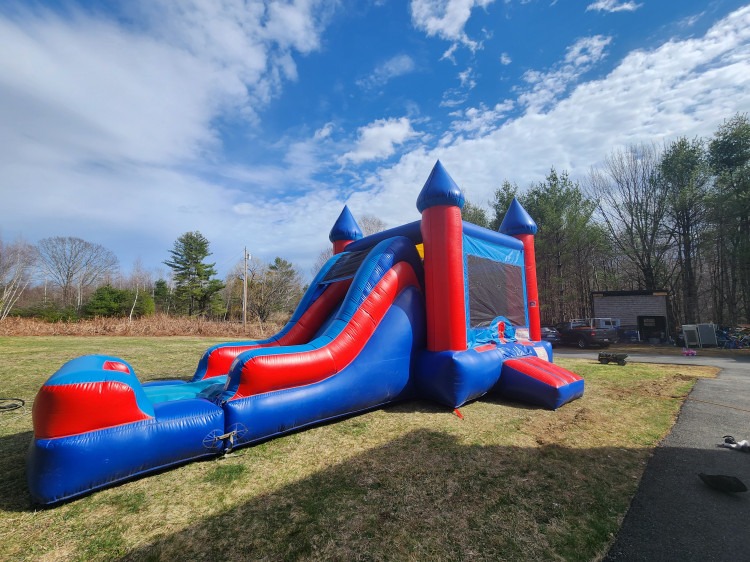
top-left (0, 231), bottom-right (305, 325)
top-left (2, 113), bottom-right (747, 328)
top-left (462, 113), bottom-right (750, 328)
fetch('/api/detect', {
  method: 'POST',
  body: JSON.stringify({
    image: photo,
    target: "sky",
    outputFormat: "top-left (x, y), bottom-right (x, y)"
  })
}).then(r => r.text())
top-left (2, 0), bottom-right (749, 281)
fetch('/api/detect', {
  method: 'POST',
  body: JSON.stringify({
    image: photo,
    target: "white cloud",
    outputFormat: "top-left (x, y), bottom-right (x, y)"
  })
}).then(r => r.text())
top-left (0, 1), bottom-right (336, 274)
top-left (440, 66), bottom-right (478, 107)
top-left (347, 5), bottom-right (750, 236)
top-left (410, 0), bottom-right (495, 50)
top-left (0, 1), bottom-right (333, 170)
top-left (440, 42), bottom-right (460, 62)
top-left (458, 67), bottom-right (477, 89)
top-left (586, 0), bottom-right (642, 13)
top-left (314, 123), bottom-right (335, 140)
top-left (340, 118), bottom-right (420, 164)
top-left (357, 54), bottom-right (417, 90)
top-left (440, 88), bottom-right (470, 107)
top-left (564, 35), bottom-right (612, 66)
top-left (518, 35), bottom-right (612, 111)
top-left (500, 52), bottom-right (512, 65)
top-left (448, 101), bottom-right (514, 136)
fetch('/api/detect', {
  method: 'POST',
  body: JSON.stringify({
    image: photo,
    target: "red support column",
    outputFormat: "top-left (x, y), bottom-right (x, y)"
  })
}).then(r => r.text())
top-left (421, 205), bottom-right (467, 351)
top-left (517, 233), bottom-right (541, 342)
top-left (332, 239), bottom-right (351, 254)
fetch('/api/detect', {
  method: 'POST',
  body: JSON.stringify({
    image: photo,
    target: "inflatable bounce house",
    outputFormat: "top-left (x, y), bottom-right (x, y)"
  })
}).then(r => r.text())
top-left (27, 161), bottom-right (583, 504)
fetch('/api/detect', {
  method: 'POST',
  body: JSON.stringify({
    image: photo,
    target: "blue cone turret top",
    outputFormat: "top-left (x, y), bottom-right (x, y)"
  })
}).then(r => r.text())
top-left (329, 205), bottom-right (363, 243)
top-left (498, 198), bottom-right (538, 235)
top-left (416, 160), bottom-right (465, 213)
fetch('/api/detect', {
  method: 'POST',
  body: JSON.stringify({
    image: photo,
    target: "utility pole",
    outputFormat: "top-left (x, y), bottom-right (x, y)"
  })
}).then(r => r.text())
top-left (243, 247), bottom-right (249, 333)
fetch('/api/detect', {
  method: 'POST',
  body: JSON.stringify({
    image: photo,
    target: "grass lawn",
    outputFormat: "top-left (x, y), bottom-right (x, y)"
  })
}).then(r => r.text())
top-left (0, 337), bottom-right (717, 561)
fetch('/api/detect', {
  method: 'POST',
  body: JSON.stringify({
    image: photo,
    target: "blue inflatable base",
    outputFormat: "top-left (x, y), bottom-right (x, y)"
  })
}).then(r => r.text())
top-left (27, 399), bottom-right (225, 505)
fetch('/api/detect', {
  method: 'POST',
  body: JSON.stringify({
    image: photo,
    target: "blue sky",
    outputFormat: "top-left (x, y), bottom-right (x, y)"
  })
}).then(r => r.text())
top-left (2, 0), bottom-right (749, 281)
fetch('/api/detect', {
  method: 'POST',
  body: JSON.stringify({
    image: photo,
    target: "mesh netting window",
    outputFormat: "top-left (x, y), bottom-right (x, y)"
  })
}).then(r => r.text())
top-left (467, 254), bottom-right (525, 327)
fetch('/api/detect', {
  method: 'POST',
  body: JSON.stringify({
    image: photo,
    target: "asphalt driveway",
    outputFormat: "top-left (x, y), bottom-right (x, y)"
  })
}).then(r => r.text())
top-left (556, 349), bottom-right (750, 561)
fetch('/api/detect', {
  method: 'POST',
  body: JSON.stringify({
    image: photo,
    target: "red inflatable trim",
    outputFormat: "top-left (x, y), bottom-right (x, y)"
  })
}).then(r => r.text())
top-left (504, 356), bottom-right (582, 388)
top-left (202, 279), bottom-right (353, 378)
top-left (102, 360), bottom-right (131, 374)
top-left (33, 381), bottom-right (152, 439)
top-left (277, 279), bottom-right (353, 346)
top-left (231, 262), bottom-right (420, 398)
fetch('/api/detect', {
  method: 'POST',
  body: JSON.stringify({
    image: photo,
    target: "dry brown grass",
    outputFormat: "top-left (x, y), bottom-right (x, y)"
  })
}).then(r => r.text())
top-left (0, 314), bottom-right (281, 338)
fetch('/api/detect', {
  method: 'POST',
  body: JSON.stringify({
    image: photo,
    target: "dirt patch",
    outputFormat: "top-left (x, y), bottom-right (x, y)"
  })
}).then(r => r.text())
top-left (635, 378), bottom-right (678, 397)
top-left (527, 405), bottom-right (610, 446)
top-left (601, 376), bottom-right (690, 401)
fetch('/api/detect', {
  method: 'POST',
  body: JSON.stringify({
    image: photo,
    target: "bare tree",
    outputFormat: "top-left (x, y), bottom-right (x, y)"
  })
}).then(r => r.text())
top-left (358, 214), bottom-right (388, 236)
top-left (247, 256), bottom-right (304, 332)
top-left (124, 259), bottom-right (153, 290)
top-left (312, 247), bottom-right (334, 278)
top-left (37, 236), bottom-right (119, 309)
top-left (0, 238), bottom-right (37, 320)
top-left (588, 143), bottom-right (673, 290)
top-left (222, 262), bottom-right (245, 322)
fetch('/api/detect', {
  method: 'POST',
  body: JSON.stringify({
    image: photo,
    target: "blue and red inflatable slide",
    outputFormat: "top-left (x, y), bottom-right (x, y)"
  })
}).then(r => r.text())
top-left (27, 162), bottom-right (583, 504)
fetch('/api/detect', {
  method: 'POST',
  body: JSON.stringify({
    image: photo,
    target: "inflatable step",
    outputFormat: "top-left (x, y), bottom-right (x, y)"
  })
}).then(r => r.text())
top-left (495, 355), bottom-right (584, 409)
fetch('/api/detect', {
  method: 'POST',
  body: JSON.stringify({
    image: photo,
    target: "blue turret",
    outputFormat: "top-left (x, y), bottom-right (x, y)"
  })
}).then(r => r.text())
top-left (416, 160), bottom-right (465, 213)
top-left (329, 205), bottom-right (363, 254)
top-left (498, 198), bottom-right (537, 235)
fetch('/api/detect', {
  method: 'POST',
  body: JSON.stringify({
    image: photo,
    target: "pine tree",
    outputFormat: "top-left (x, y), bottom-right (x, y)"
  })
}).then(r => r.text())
top-left (163, 231), bottom-right (225, 316)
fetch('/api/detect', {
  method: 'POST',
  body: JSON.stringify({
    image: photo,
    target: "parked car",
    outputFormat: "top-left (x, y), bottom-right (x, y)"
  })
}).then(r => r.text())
top-left (541, 326), bottom-right (561, 347)
top-left (555, 319), bottom-right (619, 349)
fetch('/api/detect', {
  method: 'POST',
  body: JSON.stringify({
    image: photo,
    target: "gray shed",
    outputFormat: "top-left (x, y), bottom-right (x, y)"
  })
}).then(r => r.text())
top-left (591, 290), bottom-right (670, 342)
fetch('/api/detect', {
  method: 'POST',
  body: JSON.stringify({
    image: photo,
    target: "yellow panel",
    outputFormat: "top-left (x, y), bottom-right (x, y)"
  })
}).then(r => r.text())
top-left (416, 243), bottom-right (424, 259)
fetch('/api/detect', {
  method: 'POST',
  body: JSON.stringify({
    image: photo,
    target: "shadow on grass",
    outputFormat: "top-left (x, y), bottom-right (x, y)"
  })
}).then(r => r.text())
top-left (0, 430), bottom-right (33, 511)
top-left (478, 394), bottom-right (543, 411)
top-left (108, 427), bottom-right (746, 562)
top-left (5, 425), bottom-right (749, 560)
top-left (116, 430), bottom-right (619, 561)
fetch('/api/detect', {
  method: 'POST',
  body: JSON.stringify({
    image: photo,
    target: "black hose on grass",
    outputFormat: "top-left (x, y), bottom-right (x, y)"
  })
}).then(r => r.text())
top-left (0, 398), bottom-right (25, 412)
